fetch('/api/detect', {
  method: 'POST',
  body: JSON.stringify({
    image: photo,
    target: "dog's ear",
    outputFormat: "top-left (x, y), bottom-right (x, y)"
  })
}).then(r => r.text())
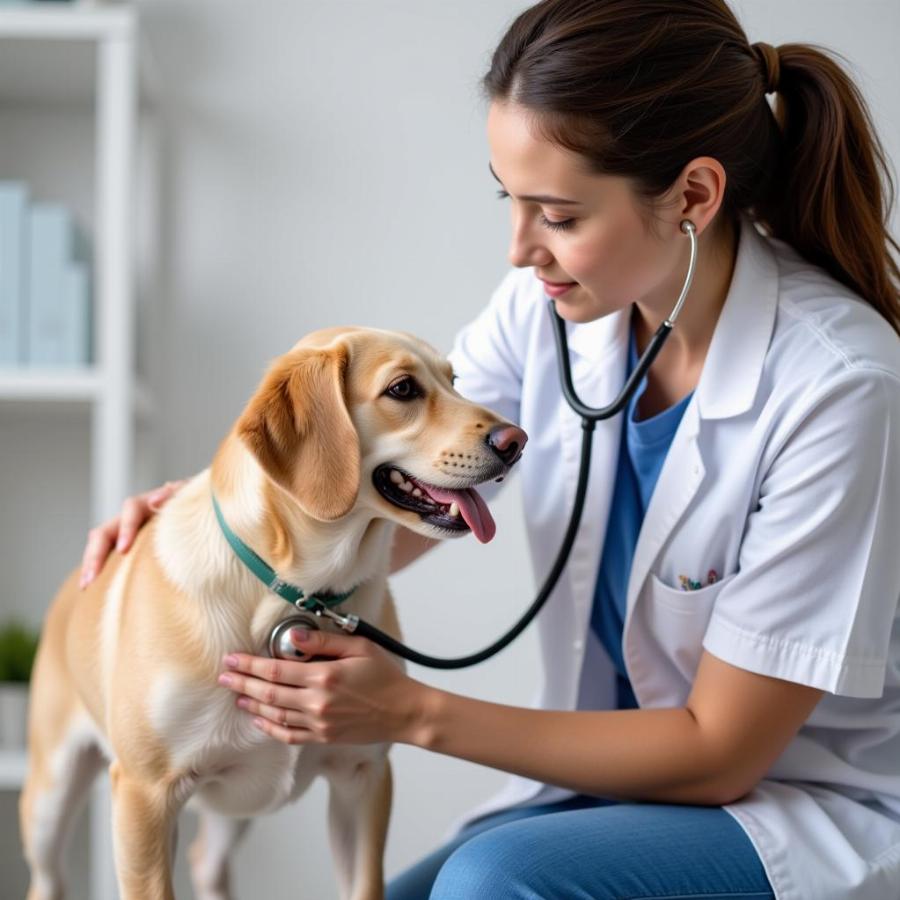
top-left (236, 342), bottom-right (360, 520)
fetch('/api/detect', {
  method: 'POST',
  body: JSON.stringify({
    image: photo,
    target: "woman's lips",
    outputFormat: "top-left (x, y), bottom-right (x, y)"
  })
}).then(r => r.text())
top-left (540, 279), bottom-right (577, 298)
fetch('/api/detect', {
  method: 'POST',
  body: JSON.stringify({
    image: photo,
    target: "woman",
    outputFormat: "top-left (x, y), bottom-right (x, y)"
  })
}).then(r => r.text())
top-left (80, 1), bottom-right (900, 897)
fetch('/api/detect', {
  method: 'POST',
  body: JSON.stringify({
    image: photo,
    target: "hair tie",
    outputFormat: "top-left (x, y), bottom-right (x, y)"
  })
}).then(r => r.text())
top-left (752, 41), bottom-right (781, 94)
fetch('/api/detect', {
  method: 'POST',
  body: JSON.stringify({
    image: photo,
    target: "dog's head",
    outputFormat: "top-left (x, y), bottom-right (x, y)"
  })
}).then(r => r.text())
top-left (234, 326), bottom-right (526, 543)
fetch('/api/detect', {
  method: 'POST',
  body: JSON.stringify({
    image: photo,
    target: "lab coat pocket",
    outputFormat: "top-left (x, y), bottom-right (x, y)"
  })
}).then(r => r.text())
top-left (646, 571), bottom-right (737, 616)
top-left (632, 572), bottom-right (740, 701)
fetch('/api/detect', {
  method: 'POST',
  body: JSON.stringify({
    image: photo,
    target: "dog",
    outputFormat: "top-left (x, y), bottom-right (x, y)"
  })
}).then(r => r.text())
top-left (20, 325), bottom-right (526, 900)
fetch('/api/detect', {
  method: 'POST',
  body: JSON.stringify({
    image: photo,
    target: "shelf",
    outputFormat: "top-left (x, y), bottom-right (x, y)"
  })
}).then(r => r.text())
top-left (0, 3), bottom-right (156, 108)
top-left (0, 748), bottom-right (27, 790)
top-left (0, 367), bottom-right (154, 419)
top-left (0, 366), bottom-right (100, 400)
top-left (0, 2), bottom-right (132, 40)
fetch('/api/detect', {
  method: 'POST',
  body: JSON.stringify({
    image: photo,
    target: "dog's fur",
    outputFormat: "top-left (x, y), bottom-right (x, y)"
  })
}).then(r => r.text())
top-left (20, 326), bottom-right (522, 900)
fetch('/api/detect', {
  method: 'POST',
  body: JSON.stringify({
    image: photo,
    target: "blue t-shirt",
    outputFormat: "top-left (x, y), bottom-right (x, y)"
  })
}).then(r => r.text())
top-left (590, 321), bottom-right (694, 709)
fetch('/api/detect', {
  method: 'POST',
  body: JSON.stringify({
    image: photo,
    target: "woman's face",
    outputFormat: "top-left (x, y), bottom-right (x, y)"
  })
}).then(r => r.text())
top-left (486, 100), bottom-right (686, 325)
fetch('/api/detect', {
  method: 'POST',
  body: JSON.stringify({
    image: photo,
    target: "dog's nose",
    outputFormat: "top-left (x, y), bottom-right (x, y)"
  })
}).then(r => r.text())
top-left (487, 424), bottom-right (527, 467)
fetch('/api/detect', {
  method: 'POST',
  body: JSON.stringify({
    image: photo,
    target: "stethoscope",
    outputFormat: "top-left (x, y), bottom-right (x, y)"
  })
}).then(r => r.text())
top-left (269, 219), bottom-right (698, 667)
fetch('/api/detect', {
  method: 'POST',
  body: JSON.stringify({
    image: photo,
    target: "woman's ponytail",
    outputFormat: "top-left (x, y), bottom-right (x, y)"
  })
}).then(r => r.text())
top-left (755, 43), bottom-right (900, 336)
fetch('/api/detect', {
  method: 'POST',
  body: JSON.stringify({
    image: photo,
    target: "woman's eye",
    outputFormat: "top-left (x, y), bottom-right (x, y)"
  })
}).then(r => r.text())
top-left (385, 377), bottom-right (423, 401)
top-left (539, 214), bottom-right (576, 232)
top-left (495, 189), bottom-right (575, 232)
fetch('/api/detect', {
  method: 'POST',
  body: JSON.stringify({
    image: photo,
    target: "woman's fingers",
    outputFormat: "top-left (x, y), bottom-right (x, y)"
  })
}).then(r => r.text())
top-left (79, 479), bottom-right (187, 589)
top-left (219, 658), bottom-right (319, 745)
top-left (219, 656), bottom-right (310, 691)
top-left (79, 521), bottom-right (117, 588)
top-left (114, 496), bottom-right (147, 554)
top-left (146, 479), bottom-right (186, 512)
top-left (235, 694), bottom-right (312, 731)
top-left (251, 716), bottom-right (313, 745)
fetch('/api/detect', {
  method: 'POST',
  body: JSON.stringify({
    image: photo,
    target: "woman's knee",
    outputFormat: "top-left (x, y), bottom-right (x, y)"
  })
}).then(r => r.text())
top-left (428, 825), bottom-right (541, 900)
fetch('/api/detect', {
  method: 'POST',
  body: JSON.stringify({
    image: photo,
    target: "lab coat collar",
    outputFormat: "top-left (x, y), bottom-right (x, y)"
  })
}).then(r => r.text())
top-left (695, 215), bottom-right (778, 420)
top-left (561, 213), bottom-right (778, 422)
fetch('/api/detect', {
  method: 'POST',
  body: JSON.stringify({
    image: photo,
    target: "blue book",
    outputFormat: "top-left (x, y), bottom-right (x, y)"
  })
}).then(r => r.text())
top-left (26, 204), bottom-right (90, 367)
top-left (0, 182), bottom-right (28, 367)
top-left (59, 262), bottom-right (91, 366)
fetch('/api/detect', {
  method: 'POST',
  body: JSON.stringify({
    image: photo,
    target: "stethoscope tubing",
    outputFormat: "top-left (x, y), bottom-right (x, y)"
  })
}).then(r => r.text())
top-left (299, 221), bottom-right (698, 668)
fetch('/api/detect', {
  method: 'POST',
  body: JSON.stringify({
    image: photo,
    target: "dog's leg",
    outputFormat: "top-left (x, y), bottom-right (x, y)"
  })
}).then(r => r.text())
top-left (188, 811), bottom-right (251, 900)
top-left (20, 726), bottom-right (104, 900)
top-left (109, 760), bottom-right (182, 900)
top-left (325, 752), bottom-right (393, 900)
top-left (21, 612), bottom-right (105, 900)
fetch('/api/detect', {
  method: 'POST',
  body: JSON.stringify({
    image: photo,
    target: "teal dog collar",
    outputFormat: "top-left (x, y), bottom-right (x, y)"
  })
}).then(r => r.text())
top-left (211, 491), bottom-right (356, 612)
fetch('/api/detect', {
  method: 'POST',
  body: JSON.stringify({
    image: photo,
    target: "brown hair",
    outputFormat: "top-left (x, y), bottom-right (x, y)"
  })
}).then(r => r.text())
top-left (483, 0), bottom-right (900, 336)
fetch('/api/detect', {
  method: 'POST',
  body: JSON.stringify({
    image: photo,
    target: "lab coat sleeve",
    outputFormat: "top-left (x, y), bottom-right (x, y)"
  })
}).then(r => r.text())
top-left (703, 369), bottom-right (900, 699)
top-left (445, 268), bottom-right (528, 504)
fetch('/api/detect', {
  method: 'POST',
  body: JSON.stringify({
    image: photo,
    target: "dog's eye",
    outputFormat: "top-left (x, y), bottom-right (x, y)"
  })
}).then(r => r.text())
top-left (385, 376), bottom-right (423, 401)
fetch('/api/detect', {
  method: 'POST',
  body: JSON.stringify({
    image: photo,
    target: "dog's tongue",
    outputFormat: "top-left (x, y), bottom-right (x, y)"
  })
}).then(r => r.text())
top-left (424, 484), bottom-right (496, 543)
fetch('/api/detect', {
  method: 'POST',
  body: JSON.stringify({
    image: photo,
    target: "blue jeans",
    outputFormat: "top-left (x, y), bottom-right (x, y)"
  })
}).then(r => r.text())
top-left (386, 794), bottom-right (774, 899)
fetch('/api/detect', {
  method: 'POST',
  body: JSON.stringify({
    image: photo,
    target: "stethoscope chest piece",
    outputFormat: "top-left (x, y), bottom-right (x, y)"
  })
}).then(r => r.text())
top-left (267, 613), bottom-right (321, 661)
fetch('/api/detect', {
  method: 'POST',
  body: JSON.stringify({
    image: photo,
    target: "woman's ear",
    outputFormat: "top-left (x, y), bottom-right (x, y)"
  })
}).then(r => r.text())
top-left (236, 342), bottom-right (361, 520)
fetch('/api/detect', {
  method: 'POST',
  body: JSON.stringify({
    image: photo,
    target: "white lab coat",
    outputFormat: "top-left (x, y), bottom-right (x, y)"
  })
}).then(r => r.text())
top-left (442, 213), bottom-right (900, 900)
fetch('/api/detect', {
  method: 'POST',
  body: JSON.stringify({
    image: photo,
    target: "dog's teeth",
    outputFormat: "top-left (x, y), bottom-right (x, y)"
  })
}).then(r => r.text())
top-left (389, 470), bottom-right (403, 485)
top-left (449, 502), bottom-right (460, 518)
top-left (399, 482), bottom-right (413, 493)
top-left (411, 488), bottom-right (423, 498)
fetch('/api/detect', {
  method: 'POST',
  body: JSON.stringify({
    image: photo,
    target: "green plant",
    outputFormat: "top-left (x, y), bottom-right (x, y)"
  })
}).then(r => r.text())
top-left (0, 620), bottom-right (40, 683)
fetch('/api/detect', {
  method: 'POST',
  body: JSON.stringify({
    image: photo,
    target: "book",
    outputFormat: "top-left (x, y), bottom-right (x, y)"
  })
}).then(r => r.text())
top-left (60, 262), bottom-right (91, 366)
top-left (0, 182), bottom-right (28, 367)
top-left (26, 203), bottom-right (90, 367)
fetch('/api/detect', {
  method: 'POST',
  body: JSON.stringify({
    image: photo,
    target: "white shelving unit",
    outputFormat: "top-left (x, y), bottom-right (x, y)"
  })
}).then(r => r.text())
top-left (0, 4), bottom-right (157, 899)
top-left (0, 366), bottom-right (153, 414)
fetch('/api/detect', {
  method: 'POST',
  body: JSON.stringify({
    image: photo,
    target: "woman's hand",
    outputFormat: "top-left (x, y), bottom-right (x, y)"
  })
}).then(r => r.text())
top-left (218, 627), bottom-right (431, 747)
top-left (79, 479), bottom-right (188, 589)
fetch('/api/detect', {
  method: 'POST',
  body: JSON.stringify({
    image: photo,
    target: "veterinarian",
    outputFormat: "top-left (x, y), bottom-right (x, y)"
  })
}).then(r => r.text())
top-left (80, 0), bottom-right (900, 897)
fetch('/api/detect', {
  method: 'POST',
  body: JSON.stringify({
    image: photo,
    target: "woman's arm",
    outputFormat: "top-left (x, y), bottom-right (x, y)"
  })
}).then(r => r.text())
top-left (412, 648), bottom-right (824, 805)
top-left (219, 632), bottom-right (824, 807)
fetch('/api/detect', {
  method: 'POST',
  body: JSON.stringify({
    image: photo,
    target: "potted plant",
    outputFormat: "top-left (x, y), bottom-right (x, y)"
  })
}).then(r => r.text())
top-left (0, 620), bottom-right (40, 750)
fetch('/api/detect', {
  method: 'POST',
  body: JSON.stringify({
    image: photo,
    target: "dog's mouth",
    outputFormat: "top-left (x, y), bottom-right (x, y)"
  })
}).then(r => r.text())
top-left (373, 464), bottom-right (497, 543)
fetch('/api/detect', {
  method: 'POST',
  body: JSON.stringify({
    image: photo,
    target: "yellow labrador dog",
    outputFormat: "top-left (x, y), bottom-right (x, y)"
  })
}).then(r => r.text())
top-left (20, 326), bottom-right (526, 900)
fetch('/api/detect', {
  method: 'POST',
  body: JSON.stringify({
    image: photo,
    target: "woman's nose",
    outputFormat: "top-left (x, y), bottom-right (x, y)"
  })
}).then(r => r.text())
top-left (508, 214), bottom-right (551, 269)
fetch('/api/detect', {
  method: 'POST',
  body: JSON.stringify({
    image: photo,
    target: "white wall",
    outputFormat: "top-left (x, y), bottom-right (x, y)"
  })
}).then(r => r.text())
top-left (1, 1), bottom-right (897, 897)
